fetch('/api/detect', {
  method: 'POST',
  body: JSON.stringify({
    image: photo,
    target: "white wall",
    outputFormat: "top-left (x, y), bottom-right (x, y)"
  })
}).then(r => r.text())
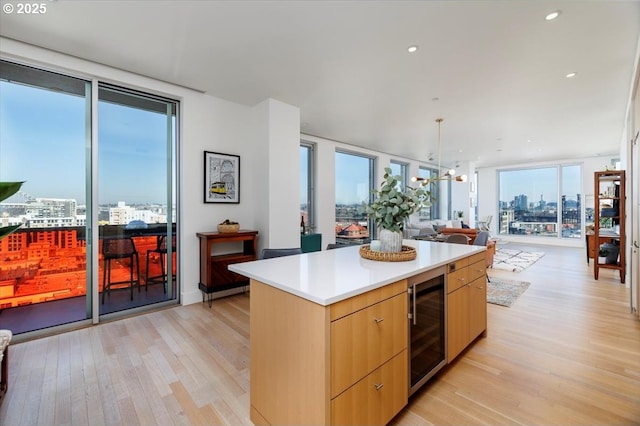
top-left (476, 155), bottom-right (619, 247)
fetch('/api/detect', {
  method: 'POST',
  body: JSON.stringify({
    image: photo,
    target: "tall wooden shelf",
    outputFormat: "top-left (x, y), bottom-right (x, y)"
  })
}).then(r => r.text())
top-left (593, 170), bottom-right (625, 283)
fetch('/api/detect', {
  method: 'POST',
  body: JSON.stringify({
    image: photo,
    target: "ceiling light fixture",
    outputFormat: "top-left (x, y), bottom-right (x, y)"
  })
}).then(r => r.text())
top-left (407, 45), bottom-right (418, 53)
top-left (411, 118), bottom-right (467, 185)
top-left (566, 72), bottom-right (577, 78)
top-left (545, 11), bottom-right (560, 20)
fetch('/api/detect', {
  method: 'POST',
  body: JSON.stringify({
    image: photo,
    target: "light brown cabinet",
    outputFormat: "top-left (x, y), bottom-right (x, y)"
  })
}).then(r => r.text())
top-left (446, 252), bottom-right (487, 362)
top-left (250, 278), bottom-right (407, 426)
top-left (248, 250), bottom-right (487, 425)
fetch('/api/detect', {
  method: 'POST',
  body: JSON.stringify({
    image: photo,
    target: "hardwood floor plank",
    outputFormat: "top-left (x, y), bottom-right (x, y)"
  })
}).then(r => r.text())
top-left (0, 243), bottom-right (638, 425)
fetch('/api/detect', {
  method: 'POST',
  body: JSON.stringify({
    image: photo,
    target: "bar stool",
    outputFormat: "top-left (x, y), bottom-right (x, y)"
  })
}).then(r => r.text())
top-left (145, 234), bottom-right (176, 293)
top-left (102, 237), bottom-right (140, 304)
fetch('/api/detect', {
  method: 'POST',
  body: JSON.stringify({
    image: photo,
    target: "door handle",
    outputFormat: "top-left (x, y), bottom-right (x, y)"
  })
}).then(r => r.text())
top-left (634, 241), bottom-right (639, 249)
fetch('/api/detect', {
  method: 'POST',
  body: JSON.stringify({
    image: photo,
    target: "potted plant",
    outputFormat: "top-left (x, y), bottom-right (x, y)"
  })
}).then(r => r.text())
top-left (0, 182), bottom-right (24, 240)
top-left (362, 168), bottom-right (430, 252)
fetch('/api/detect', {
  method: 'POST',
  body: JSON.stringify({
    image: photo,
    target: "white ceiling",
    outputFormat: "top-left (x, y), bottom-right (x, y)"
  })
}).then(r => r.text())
top-left (1, 0), bottom-right (639, 168)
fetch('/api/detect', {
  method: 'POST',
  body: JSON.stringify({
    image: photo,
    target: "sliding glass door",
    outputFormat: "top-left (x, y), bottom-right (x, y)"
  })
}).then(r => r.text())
top-left (97, 84), bottom-right (177, 316)
top-left (0, 61), bottom-right (92, 333)
top-left (0, 60), bottom-right (179, 335)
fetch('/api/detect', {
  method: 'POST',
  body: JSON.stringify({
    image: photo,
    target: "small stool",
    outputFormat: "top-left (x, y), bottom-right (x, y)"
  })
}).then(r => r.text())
top-left (102, 237), bottom-right (140, 304)
top-left (145, 234), bottom-right (176, 293)
top-left (0, 329), bottom-right (12, 405)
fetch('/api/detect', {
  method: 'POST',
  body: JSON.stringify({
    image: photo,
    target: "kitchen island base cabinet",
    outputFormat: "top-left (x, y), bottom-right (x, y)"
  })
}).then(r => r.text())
top-left (250, 279), bottom-right (408, 426)
top-left (446, 252), bottom-right (487, 362)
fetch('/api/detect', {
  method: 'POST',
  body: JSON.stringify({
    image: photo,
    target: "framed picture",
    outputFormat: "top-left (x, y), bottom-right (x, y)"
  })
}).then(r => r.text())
top-left (204, 151), bottom-right (240, 203)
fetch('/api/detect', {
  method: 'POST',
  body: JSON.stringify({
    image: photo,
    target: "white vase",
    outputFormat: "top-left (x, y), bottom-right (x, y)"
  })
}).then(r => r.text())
top-left (379, 229), bottom-right (403, 252)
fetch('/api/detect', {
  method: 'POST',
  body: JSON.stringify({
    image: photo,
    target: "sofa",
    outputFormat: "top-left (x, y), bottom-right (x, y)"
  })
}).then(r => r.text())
top-left (404, 219), bottom-right (464, 238)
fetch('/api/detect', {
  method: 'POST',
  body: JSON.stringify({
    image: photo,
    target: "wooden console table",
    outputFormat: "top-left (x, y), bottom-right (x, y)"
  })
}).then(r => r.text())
top-left (197, 230), bottom-right (258, 307)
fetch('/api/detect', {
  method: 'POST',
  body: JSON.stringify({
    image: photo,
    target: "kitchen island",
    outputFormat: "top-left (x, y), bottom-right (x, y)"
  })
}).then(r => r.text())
top-left (229, 239), bottom-right (487, 426)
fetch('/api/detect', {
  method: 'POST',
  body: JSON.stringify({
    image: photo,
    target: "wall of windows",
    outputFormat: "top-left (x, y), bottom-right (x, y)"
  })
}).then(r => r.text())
top-left (498, 164), bottom-right (581, 239)
top-left (0, 60), bottom-right (178, 335)
top-left (335, 150), bottom-right (374, 244)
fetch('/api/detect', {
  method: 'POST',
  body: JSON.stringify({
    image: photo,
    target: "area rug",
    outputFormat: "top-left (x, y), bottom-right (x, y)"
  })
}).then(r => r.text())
top-left (487, 278), bottom-right (531, 307)
top-left (492, 248), bottom-right (545, 272)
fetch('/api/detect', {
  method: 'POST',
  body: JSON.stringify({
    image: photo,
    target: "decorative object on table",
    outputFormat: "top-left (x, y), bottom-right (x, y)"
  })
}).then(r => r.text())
top-left (0, 181), bottom-right (24, 240)
top-left (486, 278), bottom-right (531, 307)
top-left (359, 244), bottom-right (416, 262)
top-left (369, 240), bottom-right (381, 251)
top-left (217, 219), bottom-right (240, 233)
top-left (362, 167), bottom-right (430, 252)
top-left (204, 151), bottom-right (240, 203)
top-left (492, 248), bottom-right (545, 272)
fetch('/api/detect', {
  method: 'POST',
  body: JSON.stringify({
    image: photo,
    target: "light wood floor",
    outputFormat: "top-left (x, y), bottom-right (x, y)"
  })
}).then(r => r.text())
top-left (1, 243), bottom-right (639, 425)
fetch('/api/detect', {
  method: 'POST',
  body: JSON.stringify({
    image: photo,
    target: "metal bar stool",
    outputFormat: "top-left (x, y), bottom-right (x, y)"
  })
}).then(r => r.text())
top-left (102, 237), bottom-right (140, 304)
top-left (145, 234), bottom-right (176, 293)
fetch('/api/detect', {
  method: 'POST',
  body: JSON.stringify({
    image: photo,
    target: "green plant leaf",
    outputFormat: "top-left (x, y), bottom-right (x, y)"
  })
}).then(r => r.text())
top-left (0, 182), bottom-right (24, 202)
top-left (0, 181), bottom-right (25, 241)
top-left (0, 224), bottom-right (22, 240)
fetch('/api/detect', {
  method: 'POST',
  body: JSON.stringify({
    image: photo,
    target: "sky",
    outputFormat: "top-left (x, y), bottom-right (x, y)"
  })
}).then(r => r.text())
top-left (499, 165), bottom-right (581, 204)
top-left (0, 81), bottom-right (172, 205)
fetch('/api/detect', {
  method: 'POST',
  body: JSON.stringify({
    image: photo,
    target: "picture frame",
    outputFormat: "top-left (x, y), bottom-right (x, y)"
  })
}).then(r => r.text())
top-left (204, 151), bottom-right (240, 203)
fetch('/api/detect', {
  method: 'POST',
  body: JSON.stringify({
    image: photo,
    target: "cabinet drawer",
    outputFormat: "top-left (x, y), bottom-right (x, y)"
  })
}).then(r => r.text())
top-left (330, 279), bottom-right (406, 321)
top-left (468, 251), bottom-right (486, 265)
top-left (467, 259), bottom-right (486, 283)
top-left (331, 350), bottom-right (408, 426)
top-left (448, 257), bottom-right (469, 274)
top-left (447, 267), bottom-right (468, 293)
top-left (331, 293), bottom-right (407, 398)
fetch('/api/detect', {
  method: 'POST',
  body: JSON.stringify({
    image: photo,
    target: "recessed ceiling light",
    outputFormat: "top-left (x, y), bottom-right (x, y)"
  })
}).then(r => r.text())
top-left (407, 45), bottom-right (418, 53)
top-left (545, 11), bottom-right (560, 21)
top-left (566, 72), bottom-right (577, 78)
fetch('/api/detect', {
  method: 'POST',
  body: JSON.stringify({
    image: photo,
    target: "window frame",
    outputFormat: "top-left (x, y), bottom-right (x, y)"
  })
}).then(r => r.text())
top-left (497, 163), bottom-right (582, 239)
top-left (334, 149), bottom-right (376, 243)
top-left (300, 141), bottom-right (316, 233)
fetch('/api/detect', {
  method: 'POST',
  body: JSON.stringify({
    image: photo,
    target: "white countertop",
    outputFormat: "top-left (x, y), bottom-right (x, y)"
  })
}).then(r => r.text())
top-left (229, 240), bottom-right (485, 306)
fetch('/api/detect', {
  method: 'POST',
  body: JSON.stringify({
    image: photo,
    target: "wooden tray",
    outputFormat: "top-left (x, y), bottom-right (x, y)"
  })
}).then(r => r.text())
top-left (359, 245), bottom-right (416, 262)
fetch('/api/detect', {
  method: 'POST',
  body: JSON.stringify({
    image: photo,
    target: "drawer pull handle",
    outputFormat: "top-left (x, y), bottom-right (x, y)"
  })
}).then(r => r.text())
top-left (458, 277), bottom-right (466, 282)
top-left (374, 317), bottom-right (384, 323)
top-left (374, 383), bottom-right (384, 390)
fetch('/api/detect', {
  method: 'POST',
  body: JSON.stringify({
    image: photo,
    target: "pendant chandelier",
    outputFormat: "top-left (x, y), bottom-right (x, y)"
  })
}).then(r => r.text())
top-left (411, 118), bottom-right (467, 185)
